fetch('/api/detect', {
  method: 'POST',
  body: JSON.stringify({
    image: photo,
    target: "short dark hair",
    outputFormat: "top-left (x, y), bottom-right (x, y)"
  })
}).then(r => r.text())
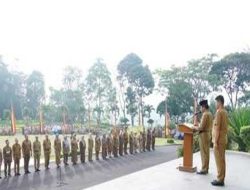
top-left (204, 104), bottom-right (209, 109)
top-left (215, 95), bottom-right (224, 105)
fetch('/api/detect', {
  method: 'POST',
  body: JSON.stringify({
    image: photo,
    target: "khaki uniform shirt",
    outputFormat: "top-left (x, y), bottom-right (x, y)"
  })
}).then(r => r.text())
top-left (54, 139), bottom-right (62, 154)
top-left (88, 138), bottom-right (94, 150)
top-left (198, 111), bottom-right (213, 132)
top-left (3, 146), bottom-right (12, 161)
top-left (12, 143), bottom-right (22, 159)
top-left (0, 148), bottom-right (2, 164)
top-left (33, 141), bottom-right (41, 156)
top-left (22, 140), bottom-right (32, 156)
top-left (43, 139), bottom-right (51, 153)
top-left (212, 108), bottom-right (228, 145)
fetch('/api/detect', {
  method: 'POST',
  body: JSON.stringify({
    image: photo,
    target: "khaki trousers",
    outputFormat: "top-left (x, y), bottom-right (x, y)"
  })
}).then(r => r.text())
top-left (199, 132), bottom-right (210, 172)
top-left (214, 143), bottom-right (226, 182)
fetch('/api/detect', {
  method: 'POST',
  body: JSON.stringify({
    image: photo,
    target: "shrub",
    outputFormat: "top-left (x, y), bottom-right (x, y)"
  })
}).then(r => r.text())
top-left (177, 146), bottom-right (183, 158)
top-left (167, 139), bottom-right (174, 144)
top-left (177, 134), bottom-right (200, 157)
top-left (240, 126), bottom-right (250, 152)
top-left (229, 107), bottom-right (250, 151)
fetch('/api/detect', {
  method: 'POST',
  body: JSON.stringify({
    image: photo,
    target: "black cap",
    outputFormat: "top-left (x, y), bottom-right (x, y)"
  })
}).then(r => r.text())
top-left (199, 100), bottom-right (208, 107)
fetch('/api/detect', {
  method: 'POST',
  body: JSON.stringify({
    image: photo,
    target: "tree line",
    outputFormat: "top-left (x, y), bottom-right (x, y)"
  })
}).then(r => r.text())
top-left (0, 52), bottom-right (250, 127)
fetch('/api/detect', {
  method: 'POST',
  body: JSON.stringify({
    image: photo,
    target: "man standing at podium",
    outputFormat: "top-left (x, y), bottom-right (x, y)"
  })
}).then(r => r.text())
top-left (194, 100), bottom-right (213, 175)
top-left (211, 95), bottom-right (228, 186)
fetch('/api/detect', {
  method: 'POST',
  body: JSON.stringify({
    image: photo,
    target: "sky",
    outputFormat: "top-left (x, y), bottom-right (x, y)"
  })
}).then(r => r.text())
top-left (0, 0), bottom-right (250, 122)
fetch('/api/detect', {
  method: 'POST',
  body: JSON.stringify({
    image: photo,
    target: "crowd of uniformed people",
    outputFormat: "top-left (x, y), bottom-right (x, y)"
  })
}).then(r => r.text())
top-left (0, 127), bottom-right (156, 179)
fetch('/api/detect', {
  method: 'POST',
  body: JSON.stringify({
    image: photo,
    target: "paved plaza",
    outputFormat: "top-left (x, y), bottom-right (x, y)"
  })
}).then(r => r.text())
top-left (86, 150), bottom-right (250, 190)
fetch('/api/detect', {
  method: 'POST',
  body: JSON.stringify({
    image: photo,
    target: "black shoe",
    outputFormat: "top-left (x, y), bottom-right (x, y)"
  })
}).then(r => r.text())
top-left (0, 176), bottom-right (2, 179)
top-left (197, 171), bottom-right (208, 175)
top-left (27, 171), bottom-right (31, 174)
top-left (17, 173), bottom-right (21, 176)
top-left (211, 180), bottom-right (224, 186)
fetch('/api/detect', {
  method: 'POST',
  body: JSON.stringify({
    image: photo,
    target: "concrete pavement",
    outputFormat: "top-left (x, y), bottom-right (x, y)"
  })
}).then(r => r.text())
top-left (86, 150), bottom-right (250, 190)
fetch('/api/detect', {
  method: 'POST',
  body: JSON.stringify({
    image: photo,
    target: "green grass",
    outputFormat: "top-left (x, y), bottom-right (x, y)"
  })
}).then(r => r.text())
top-left (155, 138), bottom-right (182, 146)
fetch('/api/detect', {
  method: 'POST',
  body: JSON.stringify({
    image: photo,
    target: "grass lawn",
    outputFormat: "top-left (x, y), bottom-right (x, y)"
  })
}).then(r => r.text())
top-left (155, 138), bottom-right (183, 146)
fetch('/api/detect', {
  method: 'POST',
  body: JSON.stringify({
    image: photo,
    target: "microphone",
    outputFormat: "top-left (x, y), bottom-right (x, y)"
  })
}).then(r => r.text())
top-left (194, 111), bottom-right (201, 115)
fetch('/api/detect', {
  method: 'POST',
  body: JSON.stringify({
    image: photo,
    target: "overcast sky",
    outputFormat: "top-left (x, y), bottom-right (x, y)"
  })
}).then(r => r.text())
top-left (1, 0), bottom-right (250, 112)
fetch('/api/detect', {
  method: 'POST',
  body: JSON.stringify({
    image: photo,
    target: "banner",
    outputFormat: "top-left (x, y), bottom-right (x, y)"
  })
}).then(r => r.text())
top-left (11, 104), bottom-right (16, 134)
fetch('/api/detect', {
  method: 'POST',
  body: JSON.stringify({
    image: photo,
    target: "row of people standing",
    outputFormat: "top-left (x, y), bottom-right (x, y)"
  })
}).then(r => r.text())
top-left (0, 128), bottom-right (156, 178)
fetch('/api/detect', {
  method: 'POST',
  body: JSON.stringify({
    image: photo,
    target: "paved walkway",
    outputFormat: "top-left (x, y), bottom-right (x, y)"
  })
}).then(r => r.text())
top-left (0, 145), bottom-right (179, 190)
top-left (86, 150), bottom-right (250, 190)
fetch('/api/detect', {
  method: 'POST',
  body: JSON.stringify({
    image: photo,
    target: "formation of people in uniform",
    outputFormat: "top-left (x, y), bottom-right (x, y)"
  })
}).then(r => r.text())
top-left (0, 127), bottom-right (156, 179)
top-left (193, 95), bottom-right (228, 187)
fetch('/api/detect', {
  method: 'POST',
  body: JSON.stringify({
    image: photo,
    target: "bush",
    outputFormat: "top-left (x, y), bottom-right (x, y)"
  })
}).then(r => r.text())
top-left (240, 126), bottom-right (250, 152)
top-left (177, 146), bottom-right (183, 158)
top-left (229, 107), bottom-right (250, 151)
top-left (167, 139), bottom-right (174, 144)
top-left (177, 134), bottom-right (199, 157)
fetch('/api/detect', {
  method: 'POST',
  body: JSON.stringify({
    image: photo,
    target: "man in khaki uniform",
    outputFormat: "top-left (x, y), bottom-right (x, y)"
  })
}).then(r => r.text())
top-left (194, 100), bottom-right (213, 175)
top-left (95, 134), bottom-right (101, 160)
top-left (139, 132), bottom-right (143, 153)
top-left (80, 136), bottom-right (86, 163)
top-left (3, 140), bottom-right (12, 177)
top-left (33, 136), bottom-right (41, 172)
top-left (71, 136), bottom-right (78, 165)
top-left (146, 129), bottom-right (152, 151)
top-left (142, 129), bottom-right (146, 152)
top-left (12, 138), bottom-right (22, 175)
top-left (134, 132), bottom-right (138, 153)
top-left (211, 95), bottom-right (228, 186)
top-left (129, 132), bottom-right (134, 154)
top-left (54, 134), bottom-right (62, 168)
top-left (22, 135), bottom-right (32, 174)
top-left (119, 130), bottom-right (124, 156)
top-left (107, 133), bottom-right (113, 158)
top-left (123, 128), bottom-right (128, 154)
top-left (113, 133), bottom-right (119, 157)
top-left (102, 134), bottom-right (107, 160)
top-left (63, 136), bottom-right (70, 166)
top-left (43, 135), bottom-right (51, 169)
top-left (0, 147), bottom-right (2, 179)
top-left (152, 128), bottom-right (156, 151)
top-left (88, 134), bottom-right (94, 161)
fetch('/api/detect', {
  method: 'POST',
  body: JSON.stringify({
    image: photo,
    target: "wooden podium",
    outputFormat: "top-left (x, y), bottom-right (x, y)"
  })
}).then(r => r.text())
top-left (178, 123), bottom-right (197, 173)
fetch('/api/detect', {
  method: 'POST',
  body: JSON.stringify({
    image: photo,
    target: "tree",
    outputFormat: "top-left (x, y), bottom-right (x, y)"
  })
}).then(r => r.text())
top-left (108, 88), bottom-right (119, 126)
top-left (118, 53), bottom-right (155, 126)
top-left (210, 52), bottom-right (250, 109)
top-left (22, 107), bottom-right (31, 126)
top-left (125, 87), bottom-right (137, 126)
top-left (85, 58), bottom-right (113, 127)
top-left (3, 109), bottom-right (11, 126)
top-left (26, 70), bottom-right (45, 119)
top-left (156, 100), bottom-right (166, 118)
top-left (147, 118), bottom-right (154, 127)
top-left (143, 104), bottom-right (154, 119)
top-left (157, 54), bottom-right (217, 101)
top-left (0, 56), bottom-right (26, 119)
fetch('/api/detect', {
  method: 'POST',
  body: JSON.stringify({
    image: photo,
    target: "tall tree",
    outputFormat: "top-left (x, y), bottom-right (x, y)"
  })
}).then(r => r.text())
top-left (125, 87), bottom-right (137, 126)
top-left (210, 52), bottom-right (250, 108)
top-left (0, 56), bottom-right (26, 119)
top-left (85, 58), bottom-right (113, 127)
top-left (26, 70), bottom-right (45, 119)
top-left (118, 53), bottom-right (155, 126)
